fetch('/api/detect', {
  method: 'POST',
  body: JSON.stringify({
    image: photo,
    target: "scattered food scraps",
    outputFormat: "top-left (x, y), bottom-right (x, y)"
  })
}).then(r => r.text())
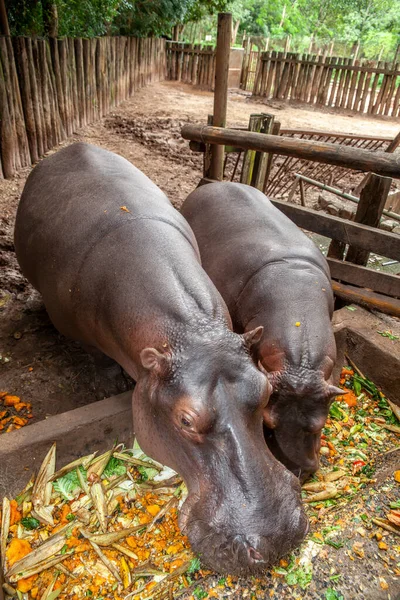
top-left (0, 392), bottom-right (33, 433)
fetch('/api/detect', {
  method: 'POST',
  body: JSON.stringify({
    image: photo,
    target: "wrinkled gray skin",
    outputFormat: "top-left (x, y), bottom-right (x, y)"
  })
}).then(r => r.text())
top-left (181, 182), bottom-right (342, 482)
top-left (14, 144), bottom-right (308, 574)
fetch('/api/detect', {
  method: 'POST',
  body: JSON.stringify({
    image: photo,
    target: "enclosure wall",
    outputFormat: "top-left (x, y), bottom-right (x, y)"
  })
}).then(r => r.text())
top-left (0, 36), bottom-right (166, 178)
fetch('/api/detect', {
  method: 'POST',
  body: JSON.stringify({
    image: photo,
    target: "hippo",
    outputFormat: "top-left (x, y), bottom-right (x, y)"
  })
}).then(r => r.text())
top-left (181, 182), bottom-right (342, 482)
top-left (14, 143), bottom-right (308, 574)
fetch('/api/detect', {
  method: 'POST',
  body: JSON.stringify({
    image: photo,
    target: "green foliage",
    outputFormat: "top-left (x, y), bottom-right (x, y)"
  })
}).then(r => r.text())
top-left (6, 0), bottom-right (400, 60)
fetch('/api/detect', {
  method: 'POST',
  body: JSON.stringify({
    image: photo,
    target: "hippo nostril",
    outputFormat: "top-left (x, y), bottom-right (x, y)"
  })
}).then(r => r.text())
top-left (247, 546), bottom-right (264, 563)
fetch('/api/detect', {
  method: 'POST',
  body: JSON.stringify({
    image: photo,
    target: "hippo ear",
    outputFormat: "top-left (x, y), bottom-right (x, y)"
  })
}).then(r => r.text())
top-left (140, 348), bottom-right (171, 377)
top-left (263, 405), bottom-right (278, 429)
top-left (327, 385), bottom-right (346, 398)
top-left (243, 326), bottom-right (264, 349)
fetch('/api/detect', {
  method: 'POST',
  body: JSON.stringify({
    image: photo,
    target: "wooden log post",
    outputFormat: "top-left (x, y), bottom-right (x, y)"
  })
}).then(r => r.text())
top-left (345, 173), bottom-right (392, 266)
top-left (210, 12), bottom-right (232, 181)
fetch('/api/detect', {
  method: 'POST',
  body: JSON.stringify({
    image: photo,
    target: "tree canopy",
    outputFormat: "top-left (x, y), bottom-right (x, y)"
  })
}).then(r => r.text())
top-left (6, 0), bottom-right (400, 59)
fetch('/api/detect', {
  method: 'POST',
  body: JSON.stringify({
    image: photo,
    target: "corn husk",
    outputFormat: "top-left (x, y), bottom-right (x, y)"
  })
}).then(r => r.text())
top-left (48, 452), bottom-right (97, 482)
top-left (81, 530), bottom-right (122, 583)
top-left (1, 498), bottom-right (10, 569)
top-left (8, 554), bottom-right (67, 583)
top-left (15, 475), bottom-right (35, 506)
top-left (120, 555), bottom-right (131, 588)
top-left (90, 481), bottom-right (108, 533)
top-left (88, 525), bottom-right (143, 546)
top-left (31, 443), bottom-right (56, 526)
top-left (113, 451), bottom-right (163, 472)
top-left (112, 543), bottom-right (138, 561)
top-left (87, 449), bottom-right (113, 479)
top-left (304, 483), bottom-right (338, 503)
top-left (6, 522), bottom-right (77, 580)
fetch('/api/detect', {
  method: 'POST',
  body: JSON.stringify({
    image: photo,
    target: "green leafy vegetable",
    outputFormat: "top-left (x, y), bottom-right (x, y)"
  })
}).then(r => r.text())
top-left (21, 516), bottom-right (40, 530)
top-left (188, 557), bottom-right (201, 574)
top-left (377, 330), bottom-right (399, 341)
top-left (285, 566), bottom-right (312, 589)
top-left (193, 587), bottom-right (208, 599)
top-left (330, 402), bottom-right (344, 420)
top-left (325, 588), bottom-right (344, 600)
top-left (52, 469), bottom-right (84, 501)
top-left (103, 457), bottom-right (126, 478)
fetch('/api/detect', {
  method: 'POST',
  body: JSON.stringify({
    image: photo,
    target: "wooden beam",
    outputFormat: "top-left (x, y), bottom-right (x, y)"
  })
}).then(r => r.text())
top-left (270, 200), bottom-right (400, 261)
top-left (182, 125), bottom-right (400, 179)
top-left (328, 258), bottom-right (399, 298)
top-left (333, 281), bottom-right (400, 318)
top-left (210, 13), bottom-right (232, 181)
top-left (345, 173), bottom-right (392, 265)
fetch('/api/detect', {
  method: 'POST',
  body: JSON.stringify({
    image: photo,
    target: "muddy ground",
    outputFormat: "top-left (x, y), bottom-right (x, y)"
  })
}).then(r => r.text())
top-left (0, 81), bottom-right (399, 599)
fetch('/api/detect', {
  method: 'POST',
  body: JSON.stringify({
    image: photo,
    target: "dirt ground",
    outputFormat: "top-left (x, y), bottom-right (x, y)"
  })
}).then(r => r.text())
top-left (0, 81), bottom-right (399, 599)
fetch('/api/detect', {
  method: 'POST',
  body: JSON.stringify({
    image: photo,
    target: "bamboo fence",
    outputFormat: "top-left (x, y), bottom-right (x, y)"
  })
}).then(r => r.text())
top-left (166, 42), bottom-right (216, 89)
top-left (0, 36), bottom-right (166, 179)
top-left (252, 51), bottom-right (400, 118)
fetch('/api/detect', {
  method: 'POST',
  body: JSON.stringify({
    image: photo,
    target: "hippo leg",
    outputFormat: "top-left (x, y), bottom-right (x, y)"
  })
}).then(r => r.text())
top-left (83, 345), bottom-right (134, 399)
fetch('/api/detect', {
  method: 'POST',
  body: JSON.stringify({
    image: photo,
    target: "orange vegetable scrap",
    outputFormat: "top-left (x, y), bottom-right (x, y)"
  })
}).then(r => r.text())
top-left (0, 392), bottom-right (33, 434)
top-left (6, 538), bottom-right (32, 567)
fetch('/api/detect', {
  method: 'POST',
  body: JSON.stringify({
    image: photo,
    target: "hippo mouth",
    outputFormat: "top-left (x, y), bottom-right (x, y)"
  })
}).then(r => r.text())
top-left (178, 489), bottom-right (309, 576)
top-left (263, 426), bottom-right (320, 483)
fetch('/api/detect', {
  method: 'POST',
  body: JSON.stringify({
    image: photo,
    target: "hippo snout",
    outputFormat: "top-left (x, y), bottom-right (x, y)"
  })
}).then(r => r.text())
top-left (182, 486), bottom-right (309, 575)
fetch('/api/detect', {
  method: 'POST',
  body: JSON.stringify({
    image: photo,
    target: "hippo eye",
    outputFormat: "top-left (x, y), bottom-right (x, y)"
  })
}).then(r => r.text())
top-left (180, 415), bottom-right (193, 429)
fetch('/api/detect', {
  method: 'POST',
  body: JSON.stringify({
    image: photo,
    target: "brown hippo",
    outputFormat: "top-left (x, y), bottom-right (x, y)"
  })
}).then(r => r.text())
top-left (14, 144), bottom-right (308, 575)
top-left (181, 181), bottom-right (342, 482)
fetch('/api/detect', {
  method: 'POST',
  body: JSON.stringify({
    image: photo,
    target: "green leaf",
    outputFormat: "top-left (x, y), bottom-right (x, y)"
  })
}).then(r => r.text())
top-left (329, 402), bottom-right (343, 420)
top-left (188, 557), bottom-right (201, 574)
top-left (103, 457), bottom-right (126, 478)
top-left (193, 587), bottom-right (208, 599)
top-left (21, 516), bottom-right (40, 530)
top-left (217, 578), bottom-right (226, 586)
top-left (345, 306), bottom-right (357, 311)
top-left (325, 588), bottom-right (344, 600)
top-left (52, 467), bottom-right (85, 501)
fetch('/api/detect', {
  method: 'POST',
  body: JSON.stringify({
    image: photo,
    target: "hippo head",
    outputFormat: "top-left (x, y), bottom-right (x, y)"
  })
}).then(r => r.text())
top-left (132, 324), bottom-right (308, 574)
top-left (262, 368), bottom-right (342, 483)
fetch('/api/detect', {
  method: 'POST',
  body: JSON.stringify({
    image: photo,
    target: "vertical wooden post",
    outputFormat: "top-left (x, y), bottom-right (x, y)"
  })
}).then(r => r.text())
top-left (345, 173), bottom-right (392, 266)
top-left (210, 12), bottom-right (232, 181)
top-left (0, 0), bottom-right (10, 36)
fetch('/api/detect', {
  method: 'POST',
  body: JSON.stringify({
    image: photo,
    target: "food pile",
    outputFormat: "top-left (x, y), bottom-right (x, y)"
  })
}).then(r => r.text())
top-left (0, 365), bottom-right (399, 600)
top-left (0, 392), bottom-right (33, 433)
top-left (0, 442), bottom-right (208, 600)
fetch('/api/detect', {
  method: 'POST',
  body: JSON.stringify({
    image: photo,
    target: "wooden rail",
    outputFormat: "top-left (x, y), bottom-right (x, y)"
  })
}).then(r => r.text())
top-left (0, 36), bottom-right (166, 179)
top-left (252, 51), bottom-right (400, 117)
top-left (181, 125), bottom-right (400, 179)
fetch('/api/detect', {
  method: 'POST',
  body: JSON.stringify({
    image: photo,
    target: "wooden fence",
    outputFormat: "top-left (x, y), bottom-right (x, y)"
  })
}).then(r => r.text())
top-left (0, 36), bottom-right (166, 179)
top-left (252, 51), bottom-right (400, 118)
top-left (166, 42), bottom-right (216, 89)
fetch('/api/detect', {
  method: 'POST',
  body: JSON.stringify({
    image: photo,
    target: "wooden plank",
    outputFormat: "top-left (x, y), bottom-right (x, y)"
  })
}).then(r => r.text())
top-left (268, 200), bottom-right (400, 261)
top-left (368, 60), bottom-right (383, 113)
top-left (345, 173), bottom-right (392, 266)
top-left (332, 281), bottom-right (400, 318)
top-left (182, 124), bottom-right (400, 179)
top-left (328, 258), bottom-right (399, 298)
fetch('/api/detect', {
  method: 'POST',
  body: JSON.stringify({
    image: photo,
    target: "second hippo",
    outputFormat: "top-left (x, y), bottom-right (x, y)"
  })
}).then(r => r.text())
top-left (181, 182), bottom-right (342, 481)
